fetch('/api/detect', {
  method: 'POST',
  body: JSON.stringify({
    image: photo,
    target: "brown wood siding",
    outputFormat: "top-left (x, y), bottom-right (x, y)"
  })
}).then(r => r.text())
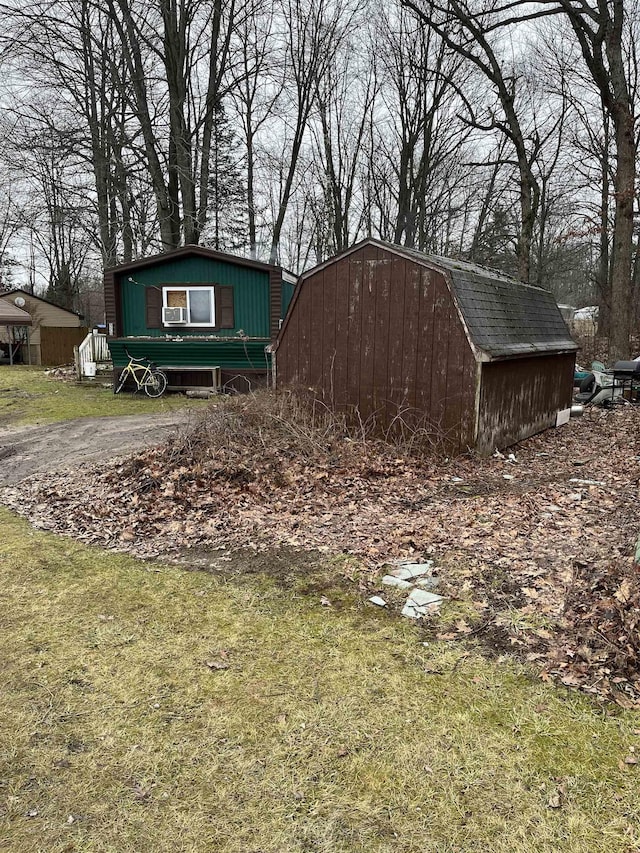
top-left (103, 271), bottom-right (123, 337)
top-left (386, 252), bottom-right (406, 422)
top-left (373, 251), bottom-right (391, 424)
top-left (476, 352), bottom-right (576, 454)
top-left (359, 242), bottom-right (377, 421)
top-left (346, 248), bottom-right (363, 416)
top-left (323, 259), bottom-right (337, 398)
top-left (442, 296), bottom-right (467, 439)
top-left (430, 272), bottom-right (450, 429)
top-left (460, 341), bottom-right (479, 450)
top-left (104, 270), bottom-right (117, 335)
top-left (276, 249), bottom-right (477, 451)
top-left (401, 259), bottom-right (420, 411)
top-left (333, 253), bottom-right (349, 408)
top-left (269, 269), bottom-right (282, 341)
top-left (414, 269), bottom-right (434, 426)
top-left (298, 263), bottom-right (312, 388)
top-left (309, 261), bottom-right (325, 388)
top-left (40, 326), bottom-right (89, 365)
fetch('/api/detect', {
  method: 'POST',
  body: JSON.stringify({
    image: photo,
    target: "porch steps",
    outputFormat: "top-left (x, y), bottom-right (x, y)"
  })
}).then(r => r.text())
top-left (75, 332), bottom-right (111, 380)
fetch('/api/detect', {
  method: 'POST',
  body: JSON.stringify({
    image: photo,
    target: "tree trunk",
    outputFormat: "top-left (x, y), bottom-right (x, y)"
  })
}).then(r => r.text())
top-left (603, 0), bottom-right (634, 360)
top-left (608, 101), bottom-right (634, 360)
top-left (246, 125), bottom-right (257, 257)
top-left (109, 0), bottom-right (178, 250)
top-left (596, 123), bottom-right (611, 339)
top-left (162, 0), bottom-right (198, 245)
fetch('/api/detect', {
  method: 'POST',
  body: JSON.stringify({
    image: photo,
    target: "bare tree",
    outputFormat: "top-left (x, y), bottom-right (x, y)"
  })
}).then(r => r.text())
top-left (0, 177), bottom-right (22, 291)
top-left (401, 0), bottom-right (547, 281)
top-left (372, 7), bottom-right (471, 251)
top-left (16, 124), bottom-right (94, 309)
top-left (102, 0), bottom-right (239, 249)
top-left (229, 0), bottom-right (285, 258)
top-left (556, 0), bottom-right (636, 359)
top-left (412, 0), bottom-right (637, 357)
top-left (538, 24), bottom-right (614, 326)
top-left (1, 2), bottom-right (138, 265)
top-left (309, 40), bottom-right (376, 255)
top-left (267, 0), bottom-right (362, 264)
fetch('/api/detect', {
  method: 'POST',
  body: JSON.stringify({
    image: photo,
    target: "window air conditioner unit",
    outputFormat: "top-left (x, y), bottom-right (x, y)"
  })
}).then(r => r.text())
top-left (163, 306), bottom-right (187, 324)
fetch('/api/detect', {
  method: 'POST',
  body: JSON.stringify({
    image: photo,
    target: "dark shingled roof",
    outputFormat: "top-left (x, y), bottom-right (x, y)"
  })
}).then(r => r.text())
top-left (288, 238), bottom-right (578, 360)
top-left (389, 244), bottom-right (578, 359)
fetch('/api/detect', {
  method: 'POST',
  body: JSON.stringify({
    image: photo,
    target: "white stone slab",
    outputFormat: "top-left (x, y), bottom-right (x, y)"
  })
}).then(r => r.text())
top-left (401, 588), bottom-right (444, 619)
top-left (390, 561), bottom-right (435, 581)
top-left (415, 576), bottom-right (439, 590)
top-left (381, 575), bottom-right (412, 589)
top-left (409, 589), bottom-right (443, 606)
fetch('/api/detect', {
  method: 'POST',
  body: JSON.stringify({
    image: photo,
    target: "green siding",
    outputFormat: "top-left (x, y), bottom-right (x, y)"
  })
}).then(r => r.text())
top-left (281, 281), bottom-right (295, 319)
top-left (108, 338), bottom-right (271, 371)
top-left (119, 256), bottom-right (271, 337)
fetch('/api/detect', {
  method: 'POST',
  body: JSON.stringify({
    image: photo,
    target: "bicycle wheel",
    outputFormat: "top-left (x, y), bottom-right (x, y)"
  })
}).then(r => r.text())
top-left (144, 369), bottom-right (167, 398)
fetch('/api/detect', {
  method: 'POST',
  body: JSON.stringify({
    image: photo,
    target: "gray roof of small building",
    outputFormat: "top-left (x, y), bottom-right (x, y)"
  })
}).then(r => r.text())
top-left (387, 244), bottom-right (578, 359)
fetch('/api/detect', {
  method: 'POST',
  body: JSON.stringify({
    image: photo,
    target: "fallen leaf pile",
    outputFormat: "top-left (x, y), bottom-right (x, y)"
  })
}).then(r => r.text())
top-left (2, 394), bottom-right (639, 705)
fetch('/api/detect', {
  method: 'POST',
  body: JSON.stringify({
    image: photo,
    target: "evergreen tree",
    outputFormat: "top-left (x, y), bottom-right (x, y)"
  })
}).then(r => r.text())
top-left (468, 205), bottom-right (519, 278)
top-left (206, 101), bottom-right (247, 252)
top-left (45, 262), bottom-right (78, 311)
top-left (0, 254), bottom-right (17, 293)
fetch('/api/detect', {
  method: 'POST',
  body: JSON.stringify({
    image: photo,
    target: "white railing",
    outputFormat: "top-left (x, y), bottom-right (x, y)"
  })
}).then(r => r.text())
top-left (76, 331), bottom-right (111, 379)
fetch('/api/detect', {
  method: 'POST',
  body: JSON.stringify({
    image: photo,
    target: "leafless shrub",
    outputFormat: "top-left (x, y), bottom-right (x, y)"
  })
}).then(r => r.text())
top-left (142, 389), bottom-right (453, 484)
top-left (382, 405), bottom-right (461, 456)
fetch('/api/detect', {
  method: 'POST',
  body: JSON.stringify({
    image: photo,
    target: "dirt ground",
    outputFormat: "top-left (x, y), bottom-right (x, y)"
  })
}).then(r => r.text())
top-left (0, 413), bottom-right (185, 486)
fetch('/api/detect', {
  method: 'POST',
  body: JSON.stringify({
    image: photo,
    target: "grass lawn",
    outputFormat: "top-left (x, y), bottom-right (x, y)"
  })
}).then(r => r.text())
top-left (2, 507), bottom-right (640, 853)
top-left (0, 366), bottom-right (202, 426)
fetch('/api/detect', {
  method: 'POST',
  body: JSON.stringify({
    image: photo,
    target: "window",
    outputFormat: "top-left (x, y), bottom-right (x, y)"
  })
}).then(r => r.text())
top-left (162, 286), bottom-right (215, 327)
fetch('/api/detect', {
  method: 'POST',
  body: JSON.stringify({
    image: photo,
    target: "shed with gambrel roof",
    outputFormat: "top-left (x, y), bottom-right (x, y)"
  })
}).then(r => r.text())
top-left (273, 238), bottom-right (578, 453)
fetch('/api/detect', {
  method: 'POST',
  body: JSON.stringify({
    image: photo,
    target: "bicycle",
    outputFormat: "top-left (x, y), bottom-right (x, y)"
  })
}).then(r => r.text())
top-left (114, 349), bottom-right (168, 398)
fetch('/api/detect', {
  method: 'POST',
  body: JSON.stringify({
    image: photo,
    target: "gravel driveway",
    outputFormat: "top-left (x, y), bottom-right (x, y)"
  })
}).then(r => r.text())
top-left (0, 412), bottom-right (189, 486)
